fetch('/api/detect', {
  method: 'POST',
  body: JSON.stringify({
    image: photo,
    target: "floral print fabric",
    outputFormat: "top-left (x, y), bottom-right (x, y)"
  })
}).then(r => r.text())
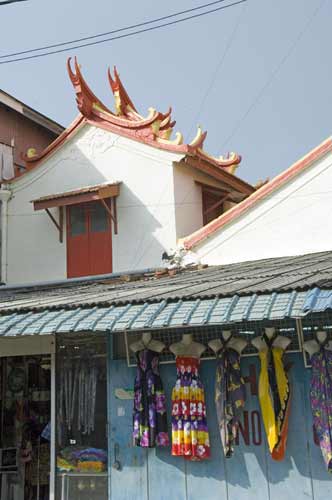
top-left (133, 349), bottom-right (169, 448)
top-left (215, 348), bottom-right (246, 458)
top-left (310, 347), bottom-right (332, 472)
top-left (171, 356), bottom-right (210, 460)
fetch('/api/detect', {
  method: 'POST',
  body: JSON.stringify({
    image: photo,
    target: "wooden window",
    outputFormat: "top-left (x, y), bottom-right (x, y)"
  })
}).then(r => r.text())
top-left (202, 188), bottom-right (228, 225)
top-left (66, 201), bottom-right (112, 278)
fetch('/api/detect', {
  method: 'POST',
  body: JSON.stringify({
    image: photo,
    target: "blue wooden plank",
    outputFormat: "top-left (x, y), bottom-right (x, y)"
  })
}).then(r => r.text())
top-left (107, 352), bottom-right (332, 500)
top-left (303, 359), bottom-right (332, 498)
top-left (186, 361), bottom-right (228, 500)
top-left (107, 334), bottom-right (113, 500)
top-left (148, 364), bottom-right (187, 500)
top-left (108, 359), bottom-right (148, 500)
top-left (267, 354), bottom-right (313, 500)
top-left (226, 357), bottom-right (269, 500)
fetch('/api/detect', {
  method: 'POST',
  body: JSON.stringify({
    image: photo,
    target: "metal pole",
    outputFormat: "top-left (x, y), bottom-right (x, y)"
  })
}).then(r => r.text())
top-left (50, 351), bottom-right (56, 500)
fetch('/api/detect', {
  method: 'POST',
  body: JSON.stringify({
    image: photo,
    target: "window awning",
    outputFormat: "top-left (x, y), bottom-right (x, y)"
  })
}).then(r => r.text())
top-left (31, 182), bottom-right (121, 241)
top-left (32, 182), bottom-right (121, 211)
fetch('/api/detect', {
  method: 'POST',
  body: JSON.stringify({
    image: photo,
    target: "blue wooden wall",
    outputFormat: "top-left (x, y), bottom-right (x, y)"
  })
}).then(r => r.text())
top-left (108, 353), bottom-right (332, 500)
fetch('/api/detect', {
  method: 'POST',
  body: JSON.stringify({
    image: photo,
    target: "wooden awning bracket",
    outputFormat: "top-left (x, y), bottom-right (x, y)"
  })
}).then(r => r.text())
top-left (100, 197), bottom-right (118, 235)
top-left (45, 207), bottom-right (63, 243)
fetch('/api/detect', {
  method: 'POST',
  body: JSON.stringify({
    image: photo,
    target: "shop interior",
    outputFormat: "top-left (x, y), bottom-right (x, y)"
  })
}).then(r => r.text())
top-left (56, 334), bottom-right (108, 500)
top-left (0, 354), bottom-right (51, 500)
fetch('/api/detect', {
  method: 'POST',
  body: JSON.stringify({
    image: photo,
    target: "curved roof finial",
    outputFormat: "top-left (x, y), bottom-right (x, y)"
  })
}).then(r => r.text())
top-left (108, 66), bottom-right (137, 116)
top-left (67, 57), bottom-right (112, 117)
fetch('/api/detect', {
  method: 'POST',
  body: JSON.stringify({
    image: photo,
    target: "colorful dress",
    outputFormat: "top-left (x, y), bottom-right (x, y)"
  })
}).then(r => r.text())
top-left (215, 344), bottom-right (246, 458)
top-left (257, 334), bottom-right (291, 461)
top-left (310, 346), bottom-right (332, 472)
top-left (133, 349), bottom-right (169, 448)
top-left (171, 356), bottom-right (210, 460)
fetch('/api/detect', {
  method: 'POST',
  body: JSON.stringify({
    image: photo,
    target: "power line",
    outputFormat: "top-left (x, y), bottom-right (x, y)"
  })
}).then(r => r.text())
top-left (0, 0), bottom-right (237, 59)
top-left (221, 0), bottom-right (327, 149)
top-left (0, 0), bottom-right (247, 65)
top-left (0, 0), bottom-right (27, 5)
top-left (133, 0), bottom-right (327, 268)
top-left (187, 2), bottom-right (246, 139)
top-left (132, 4), bottom-right (247, 269)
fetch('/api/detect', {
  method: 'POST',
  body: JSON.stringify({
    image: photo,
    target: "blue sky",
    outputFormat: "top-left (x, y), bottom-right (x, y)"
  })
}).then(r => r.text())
top-left (0, 0), bottom-right (331, 184)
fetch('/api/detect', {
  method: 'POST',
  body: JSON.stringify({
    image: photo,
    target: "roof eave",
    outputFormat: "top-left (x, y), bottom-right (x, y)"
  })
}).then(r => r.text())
top-left (0, 89), bottom-right (64, 135)
top-left (182, 155), bottom-right (255, 196)
top-left (183, 136), bottom-right (332, 250)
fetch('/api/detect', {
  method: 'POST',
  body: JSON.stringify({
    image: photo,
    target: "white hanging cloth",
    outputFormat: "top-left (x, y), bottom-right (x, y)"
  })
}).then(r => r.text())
top-left (0, 143), bottom-right (14, 180)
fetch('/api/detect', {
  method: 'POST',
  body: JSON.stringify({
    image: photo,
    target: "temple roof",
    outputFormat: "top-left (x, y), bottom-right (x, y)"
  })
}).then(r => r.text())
top-left (22, 58), bottom-right (251, 191)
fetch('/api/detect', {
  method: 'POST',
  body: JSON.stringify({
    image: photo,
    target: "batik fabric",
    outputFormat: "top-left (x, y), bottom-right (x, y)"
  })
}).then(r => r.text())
top-left (171, 356), bottom-right (210, 460)
top-left (215, 347), bottom-right (246, 457)
top-left (258, 335), bottom-right (291, 461)
top-left (133, 349), bottom-right (169, 447)
top-left (310, 347), bottom-right (332, 472)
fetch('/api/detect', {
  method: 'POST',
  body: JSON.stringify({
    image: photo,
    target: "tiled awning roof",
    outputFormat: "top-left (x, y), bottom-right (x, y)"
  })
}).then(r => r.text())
top-left (0, 251), bottom-right (331, 337)
top-left (0, 291), bottom-right (308, 337)
top-left (32, 182), bottom-right (121, 210)
top-left (0, 251), bottom-right (331, 313)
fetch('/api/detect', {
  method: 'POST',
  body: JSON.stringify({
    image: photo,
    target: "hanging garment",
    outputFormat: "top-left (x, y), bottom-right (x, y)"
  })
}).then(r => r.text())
top-left (0, 143), bottom-right (14, 180)
top-left (215, 342), bottom-right (246, 458)
top-left (310, 346), bottom-right (332, 472)
top-left (258, 334), bottom-right (291, 460)
top-left (171, 356), bottom-right (210, 460)
top-left (133, 349), bottom-right (169, 447)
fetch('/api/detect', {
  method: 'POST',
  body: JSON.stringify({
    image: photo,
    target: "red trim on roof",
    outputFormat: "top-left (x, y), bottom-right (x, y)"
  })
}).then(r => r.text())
top-left (183, 137), bottom-right (332, 250)
top-left (19, 115), bottom-right (86, 172)
top-left (18, 59), bottom-right (248, 181)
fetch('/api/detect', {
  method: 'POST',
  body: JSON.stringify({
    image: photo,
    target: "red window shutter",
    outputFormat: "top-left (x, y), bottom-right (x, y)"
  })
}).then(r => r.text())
top-left (66, 202), bottom-right (113, 278)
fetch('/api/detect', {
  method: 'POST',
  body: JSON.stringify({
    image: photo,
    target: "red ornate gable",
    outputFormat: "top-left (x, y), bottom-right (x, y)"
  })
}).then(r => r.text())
top-left (24, 58), bottom-right (245, 179)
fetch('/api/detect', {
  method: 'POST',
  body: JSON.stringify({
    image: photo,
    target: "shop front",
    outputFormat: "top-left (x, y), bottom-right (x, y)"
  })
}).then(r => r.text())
top-left (107, 314), bottom-right (332, 500)
top-left (55, 333), bottom-right (108, 500)
top-left (0, 266), bottom-right (331, 499)
top-left (0, 332), bottom-right (109, 500)
top-left (0, 336), bottom-right (55, 500)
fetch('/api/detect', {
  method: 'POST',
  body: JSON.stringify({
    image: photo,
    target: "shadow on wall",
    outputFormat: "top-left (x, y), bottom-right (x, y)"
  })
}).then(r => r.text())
top-left (108, 354), bottom-right (332, 499)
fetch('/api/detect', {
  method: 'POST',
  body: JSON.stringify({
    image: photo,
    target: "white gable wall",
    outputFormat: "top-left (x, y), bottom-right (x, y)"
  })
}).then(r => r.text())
top-left (5, 124), bottom-right (183, 284)
top-left (195, 150), bottom-right (332, 265)
top-left (172, 161), bottom-right (240, 241)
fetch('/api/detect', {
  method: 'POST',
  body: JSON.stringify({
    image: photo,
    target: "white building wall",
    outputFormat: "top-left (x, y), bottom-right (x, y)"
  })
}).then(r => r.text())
top-left (6, 124), bottom-right (182, 284)
top-left (195, 150), bottom-right (332, 265)
top-left (173, 162), bottom-right (233, 240)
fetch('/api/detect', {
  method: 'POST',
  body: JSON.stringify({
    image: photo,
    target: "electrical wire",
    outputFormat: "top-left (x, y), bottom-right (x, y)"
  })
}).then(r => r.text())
top-left (0, 0), bottom-right (238, 59)
top-left (0, 0), bottom-right (247, 65)
top-left (132, 4), bottom-right (247, 268)
top-left (187, 2), bottom-right (246, 139)
top-left (0, 0), bottom-right (27, 5)
top-left (134, 0), bottom-right (329, 271)
top-left (221, 0), bottom-right (327, 149)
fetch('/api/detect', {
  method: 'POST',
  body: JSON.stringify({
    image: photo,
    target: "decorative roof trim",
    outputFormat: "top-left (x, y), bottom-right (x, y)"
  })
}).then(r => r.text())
top-left (22, 58), bottom-right (245, 180)
top-left (182, 137), bottom-right (332, 249)
top-left (21, 114), bottom-right (86, 171)
top-left (181, 156), bottom-right (254, 196)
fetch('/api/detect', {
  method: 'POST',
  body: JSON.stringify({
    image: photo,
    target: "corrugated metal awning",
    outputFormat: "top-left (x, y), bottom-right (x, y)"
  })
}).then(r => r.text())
top-left (303, 287), bottom-right (332, 313)
top-left (32, 182), bottom-right (121, 210)
top-left (0, 291), bottom-right (308, 337)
